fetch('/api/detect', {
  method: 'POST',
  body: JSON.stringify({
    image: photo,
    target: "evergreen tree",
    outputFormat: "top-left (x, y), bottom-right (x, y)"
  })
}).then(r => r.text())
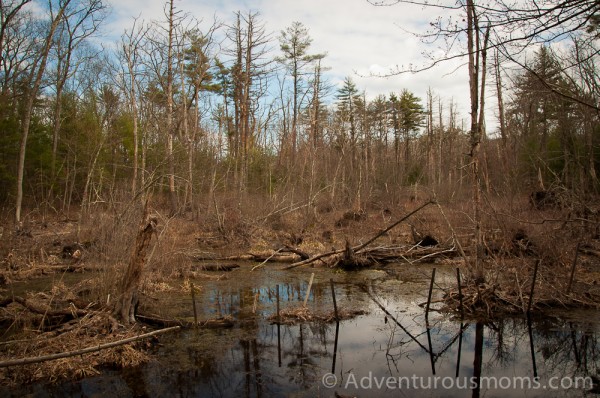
top-left (277, 21), bottom-right (323, 155)
top-left (336, 76), bottom-right (361, 144)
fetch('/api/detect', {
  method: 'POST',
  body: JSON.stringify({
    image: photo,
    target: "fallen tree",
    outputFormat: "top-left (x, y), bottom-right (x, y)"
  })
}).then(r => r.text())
top-left (331, 242), bottom-right (459, 270)
top-left (285, 201), bottom-right (444, 270)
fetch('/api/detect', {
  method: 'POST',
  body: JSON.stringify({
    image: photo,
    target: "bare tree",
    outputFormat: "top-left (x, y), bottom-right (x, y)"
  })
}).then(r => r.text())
top-left (49, 0), bottom-right (107, 196)
top-left (165, 0), bottom-right (177, 215)
top-left (226, 11), bottom-right (272, 193)
top-left (16, 0), bottom-right (75, 225)
top-left (117, 18), bottom-right (149, 198)
top-left (0, 0), bottom-right (32, 58)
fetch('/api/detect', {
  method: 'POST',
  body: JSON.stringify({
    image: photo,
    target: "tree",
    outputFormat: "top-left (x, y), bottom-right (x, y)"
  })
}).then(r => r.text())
top-left (369, 0), bottom-right (600, 110)
top-left (0, 1), bottom-right (31, 59)
top-left (139, 0), bottom-right (186, 215)
top-left (336, 76), bottom-right (361, 145)
top-left (226, 11), bottom-right (272, 192)
top-left (15, 0), bottom-right (75, 225)
top-left (118, 18), bottom-right (149, 197)
top-left (181, 26), bottom-right (220, 218)
top-left (397, 89), bottom-right (424, 166)
top-left (307, 56), bottom-right (329, 148)
top-left (165, 0), bottom-right (177, 215)
top-left (507, 46), bottom-right (593, 189)
top-left (369, 0), bottom-right (491, 282)
top-left (277, 21), bottom-right (322, 157)
top-left (465, 0), bottom-right (490, 284)
top-left (49, 0), bottom-right (106, 203)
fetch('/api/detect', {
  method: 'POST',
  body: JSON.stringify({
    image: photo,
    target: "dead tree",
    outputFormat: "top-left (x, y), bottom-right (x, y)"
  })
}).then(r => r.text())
top-left (113, 216), bottom-right (157, 324)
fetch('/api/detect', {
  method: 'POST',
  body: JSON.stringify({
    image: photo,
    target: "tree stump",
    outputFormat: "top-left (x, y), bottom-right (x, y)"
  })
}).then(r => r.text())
top-left (113, 216), bottom-right (157, 324)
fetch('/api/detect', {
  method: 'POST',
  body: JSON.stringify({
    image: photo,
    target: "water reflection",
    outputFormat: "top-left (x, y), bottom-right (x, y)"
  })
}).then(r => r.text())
top-left (4, 272), bottom-right (600, 397)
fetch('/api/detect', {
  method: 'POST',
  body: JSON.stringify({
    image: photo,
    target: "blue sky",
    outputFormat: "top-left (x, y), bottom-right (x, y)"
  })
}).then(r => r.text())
top-left (101, 0), bottom-right (481, 129)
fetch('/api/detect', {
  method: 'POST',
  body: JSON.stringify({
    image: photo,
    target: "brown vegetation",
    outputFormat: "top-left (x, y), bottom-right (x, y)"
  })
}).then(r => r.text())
top-left (0, 188), bottom-right (598, 385)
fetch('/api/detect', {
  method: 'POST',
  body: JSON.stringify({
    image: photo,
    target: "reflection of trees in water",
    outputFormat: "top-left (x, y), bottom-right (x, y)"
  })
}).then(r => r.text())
top-left (281, 322), bottom-right (331, 389)
top-left (484, 318), bottom-right (523, 367)
top-left (59, 272), bottom-right (600, 397)
top-left (32, 299), bottom-right (600, 397)
top-left (535, 318), bottom-right (600, 378)
top-left (368, 303), bottom-right (600, 389)
top-left (479, 316), bottom-right (600, 380)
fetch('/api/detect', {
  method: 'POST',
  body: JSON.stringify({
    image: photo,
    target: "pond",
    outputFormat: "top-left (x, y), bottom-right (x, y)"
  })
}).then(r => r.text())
top-left (4, 264), bottom-right (600, 397)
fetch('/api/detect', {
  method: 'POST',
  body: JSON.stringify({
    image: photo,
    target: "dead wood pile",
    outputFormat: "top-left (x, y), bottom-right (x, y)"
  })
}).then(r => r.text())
top-left (443, 258), bottom-right (600, 318)
top-left (0, 283), bottom-right (177, 386)
top-left (330, 241), bottom-right (458, 270)
top-left (0, 311), bottom-right (151, 385)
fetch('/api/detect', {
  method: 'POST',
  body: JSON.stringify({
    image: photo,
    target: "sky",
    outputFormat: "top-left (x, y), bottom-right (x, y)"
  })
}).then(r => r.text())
top-left (102, 0), bottom-right (485, 131)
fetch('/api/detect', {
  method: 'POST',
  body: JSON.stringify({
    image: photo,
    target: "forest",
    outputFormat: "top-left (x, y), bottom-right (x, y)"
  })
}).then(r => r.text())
top-left (0, 0), bottom-right (599, 393)
top-left (0, 0), bottom-right (597, 222)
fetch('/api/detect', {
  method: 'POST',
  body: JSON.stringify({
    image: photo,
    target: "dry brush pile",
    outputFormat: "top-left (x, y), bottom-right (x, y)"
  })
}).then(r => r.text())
top-left (0, 282), bottom-right (155, 386)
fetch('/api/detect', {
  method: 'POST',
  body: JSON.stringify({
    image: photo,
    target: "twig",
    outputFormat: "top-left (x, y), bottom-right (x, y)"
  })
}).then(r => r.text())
top-left (251, 247), bottom-right (284, 271)
top-left (435, 202), bottom-right (468, 268)
top-left (566, 242), bottom-right (581, 295)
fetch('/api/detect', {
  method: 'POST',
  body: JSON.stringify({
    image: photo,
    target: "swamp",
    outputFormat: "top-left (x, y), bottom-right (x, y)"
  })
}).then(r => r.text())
top-left (1, 0), bottom-right (600, 397)
top-left (1, 193), bottom-right (600, 397)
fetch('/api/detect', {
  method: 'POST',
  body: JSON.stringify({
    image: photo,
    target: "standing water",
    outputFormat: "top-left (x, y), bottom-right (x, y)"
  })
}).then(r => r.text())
top-left (4, 264), bottom-right (600, 397)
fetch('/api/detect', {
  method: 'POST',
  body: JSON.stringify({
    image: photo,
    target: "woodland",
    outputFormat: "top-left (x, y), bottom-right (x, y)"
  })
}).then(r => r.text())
top-left (0, 0), bottom-right (599, 387)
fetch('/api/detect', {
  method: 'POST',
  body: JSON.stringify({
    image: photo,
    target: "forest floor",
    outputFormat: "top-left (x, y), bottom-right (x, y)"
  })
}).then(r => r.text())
top-left (0, 191), bottom-right (599, 385)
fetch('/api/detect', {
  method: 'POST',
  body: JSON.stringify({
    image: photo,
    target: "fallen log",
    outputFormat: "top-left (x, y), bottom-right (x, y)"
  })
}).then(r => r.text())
top-left (281, 245), bottom-right (310, 260)
top-left (193, 252), bottom-right (299, 263)
top-left (192, 263), bottom-right (240, 272)
top-left (0, 296), bottom-right (88, 318)
top-left (136, 314), bottom-right (235, 329)
top-left (46, 263), bottom-right (104, 272)
top-left (332, 244), bottom-right (458, 269)
top-left (0, 325), bottom-right (180, 368)
top-left (283, 247), bottom-right (345, 270)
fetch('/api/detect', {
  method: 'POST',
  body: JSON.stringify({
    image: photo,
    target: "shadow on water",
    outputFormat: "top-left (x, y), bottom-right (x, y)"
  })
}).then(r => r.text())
top-left (4, 265), bottom-right (600, 397)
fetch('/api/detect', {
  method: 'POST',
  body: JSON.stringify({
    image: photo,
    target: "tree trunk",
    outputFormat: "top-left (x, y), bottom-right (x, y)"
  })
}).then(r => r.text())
top-left (466, 0), bottom-right (487, 285)
top-left (114, 215), bottom-right (157, 324)
top-left (166, 0), bottom-right (177, 216)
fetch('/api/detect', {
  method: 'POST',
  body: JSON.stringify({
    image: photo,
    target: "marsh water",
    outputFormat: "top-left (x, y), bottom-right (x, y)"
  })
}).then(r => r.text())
top-left (5, 264), bottom-right (600, 397)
